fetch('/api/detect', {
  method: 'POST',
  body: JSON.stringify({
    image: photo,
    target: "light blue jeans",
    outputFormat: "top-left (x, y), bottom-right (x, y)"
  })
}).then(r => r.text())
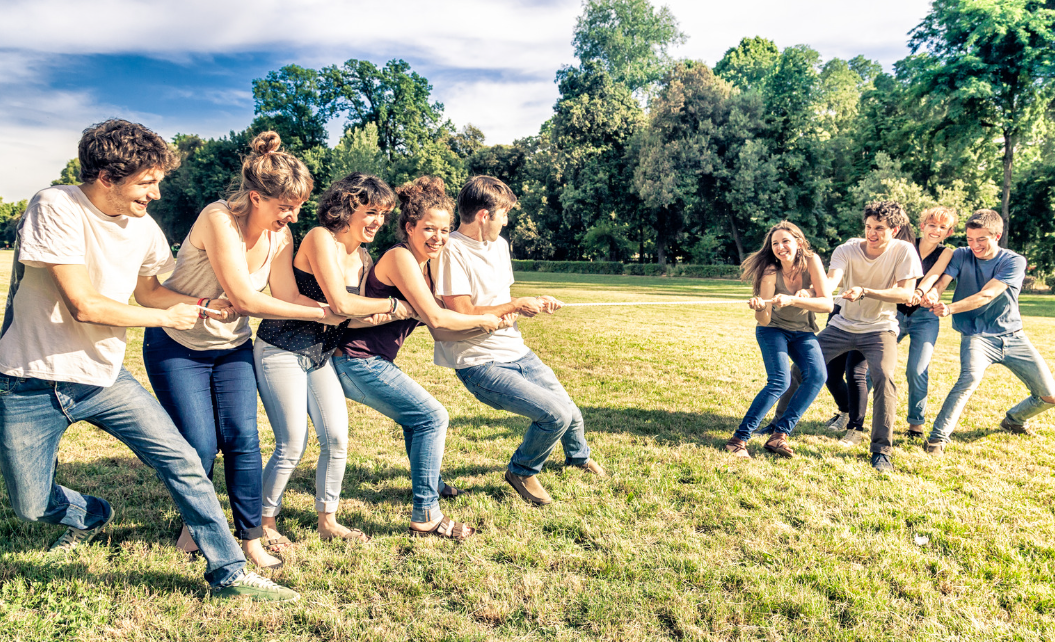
top-left (254, 340), bottom-right (349, 516)
top-left (0, 368), bottom-right (245, 589)
top-left (331, 355), bottom-right (447, 523)
top-left (455, 350), bottom-right (591, 477)
top-left (896, 309), bottom-right (941, 426)
top-left (930, 330), bottom-right (1055, 442)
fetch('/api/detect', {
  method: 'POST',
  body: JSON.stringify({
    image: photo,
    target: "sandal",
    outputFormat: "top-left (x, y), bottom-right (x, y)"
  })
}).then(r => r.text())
top-left (725, 437), bottom-right (751, 459)
top-left (262, 534), bottom-right (292, 554)
top-left (439, 482), bottom-right (471, 499)
top-left (321, 528), bottom-right (370, 544)
top-left (408, 516), bottom-right (476, 540)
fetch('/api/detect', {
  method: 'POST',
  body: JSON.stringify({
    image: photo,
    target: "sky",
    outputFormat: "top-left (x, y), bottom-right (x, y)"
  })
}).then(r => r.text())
top-left (0, 0), bottom-right (933, 201)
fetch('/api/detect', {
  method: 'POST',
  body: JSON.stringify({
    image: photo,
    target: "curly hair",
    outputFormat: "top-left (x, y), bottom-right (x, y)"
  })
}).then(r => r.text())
top-left (395, 176), bottom-right (455, 240)
top-left (78, 119), bottom-right (180, 184)
top-left (863, 200), bottom-right (909, 229)
top-left (316, 173), bottom-right (396, 233)
top-left (226, 131), bottom-right (314, 217)
top-left (740, 221), bottom-right (814, 296)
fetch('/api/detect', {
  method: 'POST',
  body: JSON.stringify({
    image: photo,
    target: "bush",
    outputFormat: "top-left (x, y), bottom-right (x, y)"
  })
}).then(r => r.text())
top-left (1047, 274), bottom-right (1055, 291)
top-left (1023, 275), bottom-right (1037, 292)
top-left (670, 264), bottom-right (741, 279)
top-left (623, 263), bottom-right (667, 276)
top-left (510, 260), bottom-right (623, 274)
top-left (509, 260), bottom-right (742, 279)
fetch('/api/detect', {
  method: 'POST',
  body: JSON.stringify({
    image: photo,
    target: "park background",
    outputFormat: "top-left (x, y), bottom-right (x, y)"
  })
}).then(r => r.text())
top-left (1, 1), bottom-right (1055, 640)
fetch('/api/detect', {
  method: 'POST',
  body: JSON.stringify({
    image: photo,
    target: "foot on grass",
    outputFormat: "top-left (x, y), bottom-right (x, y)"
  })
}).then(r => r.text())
top-left (871, 453), bottom-right (894, 473)
top-left (49, 505), bottom-right (115, 555)
top-left (212, 571), bottom-right (298, 602)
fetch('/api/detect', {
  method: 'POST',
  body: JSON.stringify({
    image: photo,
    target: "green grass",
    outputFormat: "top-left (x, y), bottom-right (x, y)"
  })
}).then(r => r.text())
top-left (1, 249), bottom-right (1054, 641)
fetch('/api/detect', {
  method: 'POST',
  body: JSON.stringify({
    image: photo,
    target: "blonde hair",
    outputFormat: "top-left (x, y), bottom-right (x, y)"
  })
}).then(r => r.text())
top-left (227, 131), bottom-right (313, 216)
top-left (919, 206), bottom-right (958, 231)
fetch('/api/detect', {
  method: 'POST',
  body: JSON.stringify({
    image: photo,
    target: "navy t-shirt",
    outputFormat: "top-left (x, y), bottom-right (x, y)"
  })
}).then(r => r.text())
top-left (944, 247), bottom-right (1026, 336)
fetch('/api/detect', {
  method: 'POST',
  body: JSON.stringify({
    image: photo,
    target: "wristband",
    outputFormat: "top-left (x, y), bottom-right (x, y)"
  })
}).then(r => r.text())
top-left (388, 296), bottom-right (398, 314)
top-left (197, 298), bottom-right (207, 319)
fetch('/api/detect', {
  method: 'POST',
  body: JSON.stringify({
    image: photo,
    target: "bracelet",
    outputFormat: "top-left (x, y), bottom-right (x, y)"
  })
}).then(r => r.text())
top-left (388, 296), bottom-right (398, 314)
top-left (197, 298), bottom-right (207, 319)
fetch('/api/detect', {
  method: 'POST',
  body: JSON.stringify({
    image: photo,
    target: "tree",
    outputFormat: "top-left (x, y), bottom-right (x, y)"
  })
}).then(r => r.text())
top-left (52, 158), bottom-right (81, 185)
top-left (0, 198), bottom-right (27, 247)
top-left (910, 0), bottom-right (1055, 245)
top-left (572, 0), bottom-right (686, 94)
top-left (319, 59), bottom-right (447, 158)
top-left (714, 36), bottom-right (779, 92)
top-left (252, 65), bottom-right (329, 150)
top-left (329, 123), bottom-right (387, 183)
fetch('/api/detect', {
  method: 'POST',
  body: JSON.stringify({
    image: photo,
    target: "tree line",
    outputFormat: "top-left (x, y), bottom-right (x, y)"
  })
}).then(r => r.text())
top-left (3, 0), bottom-right (1053, 274)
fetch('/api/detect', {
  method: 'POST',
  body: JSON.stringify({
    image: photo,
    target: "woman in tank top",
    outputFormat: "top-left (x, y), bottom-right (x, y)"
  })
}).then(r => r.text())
top-left (332, 176), bottom-right (506, 540)
top-left (143, 132), bottom-right (333, 570)
top-left (254, 172), bottom-right (414, 549)
top-left (726, 221), bottom-right (833, 459)
top-left (893, 207), bottom-right (958, 437)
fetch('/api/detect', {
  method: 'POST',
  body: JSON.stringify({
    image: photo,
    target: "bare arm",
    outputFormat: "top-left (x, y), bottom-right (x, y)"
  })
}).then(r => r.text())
top-left (912, 248), bottom-right (954, 304)
top-left (932, 278), bottom-right (1009, 318)
top-left (747, 270), bottom-right (778, 326)
top-left (375, 247), bottom-right (499, 332)
top-left (133, 275), bottom-right (234, 322)
top-left (301, 228), bottom-right (402, 318)
top-left (842, 277), bottom-right (917, 305)
top-left (195, 206), bottom-right (325, 321)
top-left (47, 264), bottom-right (199, 330)
top-left (428, 313), bottom-right (520, 342)
top-left (773, 255), bottom-right (834, 313)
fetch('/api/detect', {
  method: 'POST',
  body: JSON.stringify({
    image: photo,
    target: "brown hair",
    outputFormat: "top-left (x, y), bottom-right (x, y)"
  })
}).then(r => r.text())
top-left (863, 200), bottom-right (909, 229)
top-left (395, 176), bottom-right (455, 240)
top-left (740, 221), bottom-right (814, 296)
top-left (919, 206), bottom-right (959, 231)
top-left (316, 173), bottom-right (396, 233)
top-left (457, 175), bottom-right (518, 224)
top-left (966, 209), bottom-right (1003, 236)
top-left (227, 131), bottom-right (313, 216)
top-left (78, 119), bottom-right (180, 184)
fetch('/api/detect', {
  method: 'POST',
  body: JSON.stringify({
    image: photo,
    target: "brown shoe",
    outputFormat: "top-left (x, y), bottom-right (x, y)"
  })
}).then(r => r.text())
top-left (1001, 417), bottom-right (1035, 436)
top-left (725, 437), bottom-right (751, 459)
top-left (764, 432), bottom-right (795, 458)
top-left (571, 459), bottom-right (608, 477)
top-left (923, 439), bottom-right (945, 456)
top-left (504, 471), bottom-right (553, 505)
top-left (907, 425), bottom-right (925, 439)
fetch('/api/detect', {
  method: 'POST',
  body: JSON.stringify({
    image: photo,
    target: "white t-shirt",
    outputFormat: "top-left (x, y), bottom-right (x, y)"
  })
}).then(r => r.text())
top-left (433, 231), bottom-right (531, 369)
top-left (0, 186), bottom-right (175, 386)
top-left (828, 238), bottom-right (923, 334)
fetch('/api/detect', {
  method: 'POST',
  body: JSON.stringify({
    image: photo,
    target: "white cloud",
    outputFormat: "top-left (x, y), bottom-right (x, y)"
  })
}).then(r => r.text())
top-left (0, 0), bottom-right (935, 199)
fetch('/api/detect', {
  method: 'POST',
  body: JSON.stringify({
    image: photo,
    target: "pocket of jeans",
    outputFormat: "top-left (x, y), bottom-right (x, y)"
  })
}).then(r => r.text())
top-left (335, 370), bottom-right (367, 404)
top-left (456, 362), bottom-right (494, 387)
top-left (0, 374), bottom-right (10, 396)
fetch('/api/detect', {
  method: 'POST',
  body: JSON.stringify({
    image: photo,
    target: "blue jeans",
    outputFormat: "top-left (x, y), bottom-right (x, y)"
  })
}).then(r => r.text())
top-left (0, 369), bottom-right (245, 588)
top-left (332, 355), bottom-right (447, 523)
top-left (930, 330), bottom-right (1055, 442)
top-left (897, 309), bottom-right (941, 426)
top-left (455, 350), bottom-right (591, 477)
top-left (736, 325), bottom-right (826, 442)
top-left (143, 328), bottom-right (264, 540)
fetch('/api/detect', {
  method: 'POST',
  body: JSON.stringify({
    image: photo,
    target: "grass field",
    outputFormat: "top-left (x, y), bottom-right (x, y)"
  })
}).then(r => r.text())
top-left (1, 248), bottom-right (1054, 641)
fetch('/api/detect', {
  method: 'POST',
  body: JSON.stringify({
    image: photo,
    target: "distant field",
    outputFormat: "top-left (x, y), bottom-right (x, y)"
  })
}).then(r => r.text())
top-left (1, 249), bottom-right (1054, 641)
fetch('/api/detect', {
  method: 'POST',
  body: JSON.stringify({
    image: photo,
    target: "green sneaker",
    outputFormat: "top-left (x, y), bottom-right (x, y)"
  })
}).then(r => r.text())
top-left (49, 506), bottom-right (115, 555)
top-left (212, 571), bottom-right (299, 602)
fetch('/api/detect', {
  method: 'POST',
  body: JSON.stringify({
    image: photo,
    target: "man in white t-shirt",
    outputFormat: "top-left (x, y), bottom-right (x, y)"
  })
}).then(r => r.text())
top-left (434, 176), bottom-right (605, 505)
top-left (0, 120), bottom-right (295, 601)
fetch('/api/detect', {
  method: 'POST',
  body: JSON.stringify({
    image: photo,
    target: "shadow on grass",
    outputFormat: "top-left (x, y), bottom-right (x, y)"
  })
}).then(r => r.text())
top-left (0, 557), bottom-right (209, 597)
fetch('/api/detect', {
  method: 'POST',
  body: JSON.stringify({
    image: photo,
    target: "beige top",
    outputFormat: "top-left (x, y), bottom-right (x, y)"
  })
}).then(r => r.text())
top-left (768, 267), bottom-right (819, 333)
top-left (162, 202), bottom-right (280, 350)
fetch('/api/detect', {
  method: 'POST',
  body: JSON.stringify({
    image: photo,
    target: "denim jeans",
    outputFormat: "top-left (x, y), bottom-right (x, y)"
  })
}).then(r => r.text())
top-left (736, 325), bottom-right (826, 442)
top-left (331, 355), bottom-right (447, 523)
top-left (143, 328), bottom-right (264, 540)
top-left (455, 350), bottom-right (591, 477)
top-left (254, 339), bottom-right (348, 516)
top-left (897, 309), bottom-right (941, 426)
top-left (930, 330), bottom-right (1055, 442)
top-left (0, 368), bottom-right (245, 588)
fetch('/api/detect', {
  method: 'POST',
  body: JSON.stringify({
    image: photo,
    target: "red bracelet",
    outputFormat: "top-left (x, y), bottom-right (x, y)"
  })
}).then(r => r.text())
top-left (196, 298), bottom-right (207, 319)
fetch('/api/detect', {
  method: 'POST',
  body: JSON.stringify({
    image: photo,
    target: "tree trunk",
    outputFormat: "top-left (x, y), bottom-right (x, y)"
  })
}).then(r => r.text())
top-left (1000, 129), bottom-right (1015, 248)
top-left (656, 236), bottom-right (667, 268)
top-left (639, 223), bottom-right (645, 263)
top-left (726, 212), bottom-right (746, 263)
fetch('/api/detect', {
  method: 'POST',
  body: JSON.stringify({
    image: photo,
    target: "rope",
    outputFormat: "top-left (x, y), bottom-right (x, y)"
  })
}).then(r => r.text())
top-left (561, 300), bottom-right (752, 307)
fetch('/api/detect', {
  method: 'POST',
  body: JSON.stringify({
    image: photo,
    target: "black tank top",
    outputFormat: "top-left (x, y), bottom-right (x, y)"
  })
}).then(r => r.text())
top-left (339, 244), bottom-right (427, 363)
top-left (256, 267), bottom-right (357, 369)
top-left (898, 239), bottom-right (946, 317)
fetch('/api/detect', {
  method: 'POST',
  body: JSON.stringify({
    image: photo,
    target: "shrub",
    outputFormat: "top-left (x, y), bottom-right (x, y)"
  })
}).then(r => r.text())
top-left (623, 264), bottom-right (667, 276)
top-left (669, 264), bottom-right (741, 279)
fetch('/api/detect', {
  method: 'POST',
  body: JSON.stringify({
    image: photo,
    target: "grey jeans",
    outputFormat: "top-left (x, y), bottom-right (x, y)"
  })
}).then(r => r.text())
top-left (777, 326), bottom-right (899, 456)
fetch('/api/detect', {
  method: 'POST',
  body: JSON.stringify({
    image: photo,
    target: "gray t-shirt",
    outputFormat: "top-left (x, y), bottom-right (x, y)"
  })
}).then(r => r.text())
top-left (827, 238), bottom-right (923, 334)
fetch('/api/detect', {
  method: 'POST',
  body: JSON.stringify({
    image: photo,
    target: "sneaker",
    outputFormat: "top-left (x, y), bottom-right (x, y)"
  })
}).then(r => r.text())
top-left (48, 505), bottom-right (115, 555)
top-left (871, 453), bottom-right (894, 472)
top-left (825, 412), bottom-right (850, 432)
top-left (1000, 417), bottom-right (1035, 436)
top-left (923, 439), bottom-right (944, 456)
top-left (838, 429), bottom-right (867, 447)
top-left (212, 571), bottom-right (299, 602)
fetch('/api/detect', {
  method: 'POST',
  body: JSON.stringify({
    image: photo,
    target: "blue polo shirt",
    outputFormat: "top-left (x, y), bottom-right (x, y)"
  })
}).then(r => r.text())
top-left (944, 247), bottom-right (1026, 336)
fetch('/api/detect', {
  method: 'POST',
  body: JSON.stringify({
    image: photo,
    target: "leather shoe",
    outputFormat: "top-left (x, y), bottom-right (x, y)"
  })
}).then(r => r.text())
top-left (504, 471), bottom-right (553, 505)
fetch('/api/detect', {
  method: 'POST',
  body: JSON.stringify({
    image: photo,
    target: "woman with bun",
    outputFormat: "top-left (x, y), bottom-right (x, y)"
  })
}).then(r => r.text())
top-left (254, 172), bottom-right (413, 548)
top-left (331, 176), bottom-right (504, 540)
top-left (143, 131), bottom-right (332, 569)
